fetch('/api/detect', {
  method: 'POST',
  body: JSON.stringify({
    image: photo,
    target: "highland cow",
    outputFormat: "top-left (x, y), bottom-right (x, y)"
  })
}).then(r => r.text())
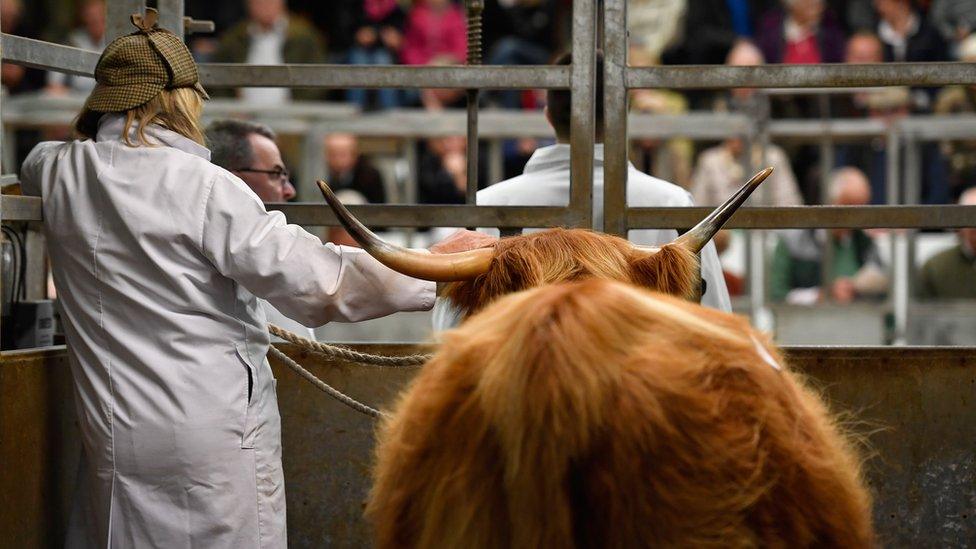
top-left (367, 279), bottom-right (874, 548)
top-left (316, 168), bottom-right (772, 319)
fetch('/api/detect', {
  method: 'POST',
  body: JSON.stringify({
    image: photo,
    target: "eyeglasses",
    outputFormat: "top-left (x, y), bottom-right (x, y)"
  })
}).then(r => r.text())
top-left (235, 166), bottom-right (290, 181)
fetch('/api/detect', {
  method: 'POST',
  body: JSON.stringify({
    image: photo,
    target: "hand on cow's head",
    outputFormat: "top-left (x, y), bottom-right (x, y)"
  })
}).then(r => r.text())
top-left (429, 229), bottom-right (497, 255)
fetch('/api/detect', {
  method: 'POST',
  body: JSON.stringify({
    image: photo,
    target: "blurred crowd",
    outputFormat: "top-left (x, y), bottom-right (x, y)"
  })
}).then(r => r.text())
top-left (3, 0), bottom-right (976, 304)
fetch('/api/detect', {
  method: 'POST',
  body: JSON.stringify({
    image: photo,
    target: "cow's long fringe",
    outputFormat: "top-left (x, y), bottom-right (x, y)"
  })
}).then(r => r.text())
top-left (368, 280), bottom-right (874, 548)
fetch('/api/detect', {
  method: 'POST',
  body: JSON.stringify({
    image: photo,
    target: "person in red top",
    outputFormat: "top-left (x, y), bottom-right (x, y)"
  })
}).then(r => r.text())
top-left (756, 0), bottom-right (846, 65)
top-left (400, 0), bottom-right (467, 66)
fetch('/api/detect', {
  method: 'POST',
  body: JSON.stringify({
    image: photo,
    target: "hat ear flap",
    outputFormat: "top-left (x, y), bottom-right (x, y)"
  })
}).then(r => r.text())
top-left (130, 8), bottom-right (159, 33)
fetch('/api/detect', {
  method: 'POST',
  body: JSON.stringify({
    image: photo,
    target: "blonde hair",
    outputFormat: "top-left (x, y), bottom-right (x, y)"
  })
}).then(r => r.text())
top-left (74, 87), bottom-right (205, 146)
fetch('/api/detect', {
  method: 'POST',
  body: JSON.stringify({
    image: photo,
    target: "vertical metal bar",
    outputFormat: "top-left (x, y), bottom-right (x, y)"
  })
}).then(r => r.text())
top-left (108, 0), bottom-right (146, 41)
top-left (300, 122), bottom-right (328, 203)
top-left (465, 0), bottom-right (483, 204)
top-left (893, 134), bottom-right (920, 345)
top-left (487, 139), bottom-right (503, 186)
top-left (818, 102), bottom-right (835, 300)
top-left (602, 0), bottom-right (627, 237)
top-left (568, 0), bottom-right (596, 228)
top-left (404, 138), bottom-right (418, 247)
top-left (883, 124), bottom-right (900, 341)
top-left (156, 0), bottom-right (186, 37)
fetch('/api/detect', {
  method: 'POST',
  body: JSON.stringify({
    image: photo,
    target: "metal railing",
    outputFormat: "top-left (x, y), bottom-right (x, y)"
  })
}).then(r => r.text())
top-left (0, 0), bottom-right (975, 346)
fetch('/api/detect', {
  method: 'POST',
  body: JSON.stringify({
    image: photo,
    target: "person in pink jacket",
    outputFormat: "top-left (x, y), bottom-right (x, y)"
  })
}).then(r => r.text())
top-left (400, 0), bottom-right (468, 66)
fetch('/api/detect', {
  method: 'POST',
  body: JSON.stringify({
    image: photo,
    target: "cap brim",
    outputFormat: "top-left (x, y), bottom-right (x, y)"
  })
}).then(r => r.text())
top-left (84, 82), bottom-right (164, 113)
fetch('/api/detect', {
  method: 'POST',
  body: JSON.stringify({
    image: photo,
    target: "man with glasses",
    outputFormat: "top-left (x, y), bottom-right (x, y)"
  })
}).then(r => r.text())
top-left (207, 119), bottom-right (297, 203)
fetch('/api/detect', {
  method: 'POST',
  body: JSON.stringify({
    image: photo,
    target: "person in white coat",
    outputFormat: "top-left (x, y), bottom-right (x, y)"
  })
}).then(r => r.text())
top-left (21, 12), bottom-right (487, 547)
top-left (205, 118), bottom-right (314, 340)
top-left (432, 52), bottom-right (731, 329)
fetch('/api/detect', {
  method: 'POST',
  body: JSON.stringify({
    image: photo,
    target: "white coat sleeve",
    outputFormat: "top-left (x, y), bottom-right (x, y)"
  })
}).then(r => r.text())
top-left (199, 173), bottom-right (435, 327)
top-left (20, 141), bottom-right (64, 197)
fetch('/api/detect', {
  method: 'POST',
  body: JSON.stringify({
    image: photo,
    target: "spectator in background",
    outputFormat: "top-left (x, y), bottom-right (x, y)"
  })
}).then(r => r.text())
top-left (836, 31), bottom-right (950, 204)
top-left (46, 0), bottom-right (106, 96)
top-left (346, 0), bottom-right (405, 110)
top-left (206, 119), bottom-right (297, 203)
top-left (205, 119), bottom-right (311, 339)
top-left (628, 0), bottom-right (686, 64)
top-left (663, 0), bottom-right (772, 66)
top-left (630, 80), bottom-right (695, 191)
top-left (702, 41), bottom-right (804, 207)
top-left (770, 167), bottom-right (888, 304)
top-left (1, 0), bottom-right (46, 95)
top-left (401, 0), bottom-right (467, 66)
top-left (931, 0), bottom-right (976, 57)
top-left (935, 35), bottom-right (976, 201)
top-left (418, 135), bottom-right (469, 204)
top-left (325, 133), bottom-right (387, 204)
top-left (756, 0), bottom-right (846, 65)
top-left (874, 0), bottom-right (948, 64)
top-left (213, 0), bottom-right (326, 103)
top-left (917, 187), bottom-right (976, 299)
top-left (483, 0), bottom-right (558, 109)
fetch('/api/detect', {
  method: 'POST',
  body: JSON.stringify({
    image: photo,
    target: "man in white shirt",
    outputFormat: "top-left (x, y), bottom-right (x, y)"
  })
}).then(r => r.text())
top-left (433, 52), bottom-right (732, 329)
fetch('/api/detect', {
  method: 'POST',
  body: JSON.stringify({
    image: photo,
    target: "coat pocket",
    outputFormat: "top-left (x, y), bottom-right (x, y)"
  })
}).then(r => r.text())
top-left (234, 344), bottom-right (257, 449)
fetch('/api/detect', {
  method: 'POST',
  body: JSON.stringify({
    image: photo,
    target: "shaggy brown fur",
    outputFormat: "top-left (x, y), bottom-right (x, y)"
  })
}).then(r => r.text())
top-left (444, 228), bottom-right (700, 317)
top-left (368, 280), bottom-right (874, 548)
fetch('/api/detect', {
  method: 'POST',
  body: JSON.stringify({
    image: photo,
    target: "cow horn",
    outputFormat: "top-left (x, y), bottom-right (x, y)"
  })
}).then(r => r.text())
top-left (672, 167), bottom-right (773, 253)
top-left (316, 180), bottom-right (494, 282)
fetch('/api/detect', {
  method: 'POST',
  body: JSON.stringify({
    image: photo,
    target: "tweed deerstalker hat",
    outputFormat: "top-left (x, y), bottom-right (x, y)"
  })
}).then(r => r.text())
top-left (84, 8), bottom-right (209, 113)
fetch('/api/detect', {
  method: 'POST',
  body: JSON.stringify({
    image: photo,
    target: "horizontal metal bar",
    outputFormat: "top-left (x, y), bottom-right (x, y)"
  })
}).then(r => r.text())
top-left (1, 35), bottom-right (99, 77)
top-left (7, 195), bottom-right (975, 230)
top-left (627, 62), bottom-right (976, 89)
top-left (269, 204), bottom-right (590, 228)
top-left (768, 118), bottom-right (889, 138)
top-left (1, 195), bottom-right (42, 221)
top-left (0, 36), bottom-right (571, 89)
top-left (628, 205), bottom-right (976, 229)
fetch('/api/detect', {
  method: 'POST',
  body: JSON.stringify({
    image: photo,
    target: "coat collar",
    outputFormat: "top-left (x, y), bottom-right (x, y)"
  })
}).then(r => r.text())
top-left (96, 114), bottom-right (211, 161)
top-left (523, 143), bottom-right (605, 174)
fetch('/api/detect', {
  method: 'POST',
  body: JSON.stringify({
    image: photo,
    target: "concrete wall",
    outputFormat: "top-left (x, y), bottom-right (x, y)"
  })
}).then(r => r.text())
top-left (2, 345), bottom-right (974, 547)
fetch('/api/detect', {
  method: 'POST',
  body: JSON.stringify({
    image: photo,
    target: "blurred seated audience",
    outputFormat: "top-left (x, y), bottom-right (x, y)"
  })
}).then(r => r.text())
top-left (935, 35), bottom-right (976, 201)
top-left (627, 0), bottom-right (686, 65)
top-left (346, 0), bottom-right (405, 110)
top-left (484, 0), bottom-right (557, 109)
top-left (325, 133), bottom-right (387, 204)
top-left (213, 0), bottom-right (326, 102)
top-left (325, 189), bottom-right (369, 247)
top-left (662, 0), bottom-right (768, 67)
top-left (916, 187), bottom-right (976, 299)
top-left (1, 0), bottom-right (46, 96)
top-left (875, 0), bottom-right (948, 111)
top-left (770, 167), bottom-right (889, 304)
top-left (418, 135), bottom-right (468, 204)
top-left (756, 0), bottom-right (845, 64)
top-left (704, 41), bottom-right (804, 207)
top-left (45, 0), bottom-right (105, 96)
top-left (401, 0), bottom-right (467, 66)
top-left (691, 136), bottom-right (803, 207)
top-left (835, 31), bottom-right (950, 205)
top-left (629, 48), bottom-right (694, 190)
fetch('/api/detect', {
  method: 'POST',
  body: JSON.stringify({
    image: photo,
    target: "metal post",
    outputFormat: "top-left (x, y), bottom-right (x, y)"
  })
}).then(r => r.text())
top-left (568, 0), bottom-right (597, 228)
top-left (108, 0), bottom-right (146, 40)
top-left (302, 123), bottom-right (328, 202)
top-left (751, 96), bottom-right (772, 330)
top-left (465, 0), bottom-right (483, 204)
top-left (892, 133), bottom-right (921, 345)
top-left (602, 0), bottom-right (628, 237)
top-left (818, 95), bottom-right (835, 301)
top-left (487, 139), bottom-right (503, 186)
top-left (156, 0), bottom-right (185, 37)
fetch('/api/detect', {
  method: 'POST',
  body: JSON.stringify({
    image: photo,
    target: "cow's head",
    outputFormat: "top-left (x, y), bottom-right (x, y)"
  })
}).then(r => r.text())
top-left (316, 168), bottom-right (772, 317)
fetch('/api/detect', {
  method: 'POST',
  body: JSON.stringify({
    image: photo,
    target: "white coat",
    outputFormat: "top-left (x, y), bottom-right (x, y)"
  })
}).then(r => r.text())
top-left (21, 115), bottom-right (434, 548)
top-left (432, 143), bottom-right (730, 329)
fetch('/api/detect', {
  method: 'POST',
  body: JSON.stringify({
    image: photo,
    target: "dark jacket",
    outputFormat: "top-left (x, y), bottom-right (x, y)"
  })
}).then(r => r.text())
top-left (880, 15), bottom-right (948, 63)
top-left (756, 7), bottom-right (846, 64)
top-left (329, 158), bottom-right (387, 204)
top-left (212, 15), bottom-right (326, 101)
